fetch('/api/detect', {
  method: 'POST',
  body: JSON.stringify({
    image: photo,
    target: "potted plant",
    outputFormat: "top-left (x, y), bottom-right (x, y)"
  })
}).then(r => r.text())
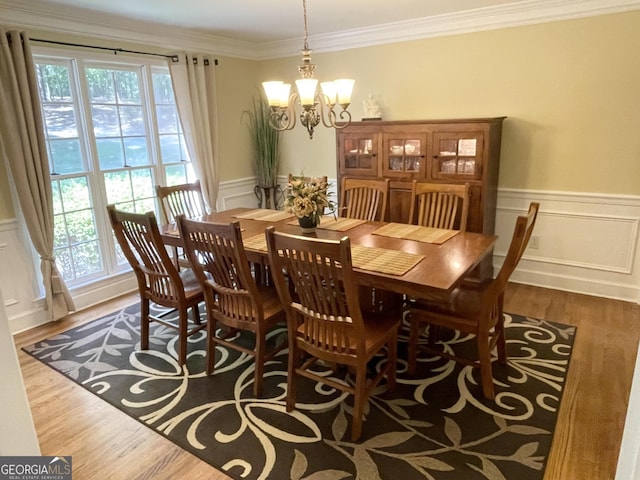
top-left (243, 95), bottom-right (281, 208)
top-left (284, 176), bottom-right (336, 233)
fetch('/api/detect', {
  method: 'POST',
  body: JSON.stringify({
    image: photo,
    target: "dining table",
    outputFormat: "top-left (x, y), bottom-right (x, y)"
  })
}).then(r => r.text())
top-left (160, 207), bottom-right (498, 299)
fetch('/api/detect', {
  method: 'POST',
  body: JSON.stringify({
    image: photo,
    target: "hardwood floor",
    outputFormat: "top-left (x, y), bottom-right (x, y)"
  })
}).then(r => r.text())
top-left (14, 283), bottom-right (640, 480)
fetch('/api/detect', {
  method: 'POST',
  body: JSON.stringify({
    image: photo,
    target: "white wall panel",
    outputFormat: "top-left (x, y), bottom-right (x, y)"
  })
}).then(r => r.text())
top-left (496, 189), bottom-right (640, 303)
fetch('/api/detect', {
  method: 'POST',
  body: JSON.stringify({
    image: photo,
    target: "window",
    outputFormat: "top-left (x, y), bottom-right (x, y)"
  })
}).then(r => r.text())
top-left (35, 48), bottom-right (194, 286)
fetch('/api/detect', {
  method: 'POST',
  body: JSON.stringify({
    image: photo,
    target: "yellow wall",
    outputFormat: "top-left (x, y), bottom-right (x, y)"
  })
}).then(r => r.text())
top-left (1, 11), bottom-right (639, 221)
top-left (261, 11), bottom-right (640, 194)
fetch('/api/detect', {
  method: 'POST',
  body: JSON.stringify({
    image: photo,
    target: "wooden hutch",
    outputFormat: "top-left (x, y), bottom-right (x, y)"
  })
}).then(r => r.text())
top-left (336, 117), bottom-right (505, 278)
top-left (336, 117), bottom-right (505, 233)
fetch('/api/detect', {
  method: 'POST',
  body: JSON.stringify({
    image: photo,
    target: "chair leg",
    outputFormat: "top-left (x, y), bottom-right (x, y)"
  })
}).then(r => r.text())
top-left (192, 302), bottom-right (202, 325)
top-left (253, 334), bottom-right (266, 397)
top-left (477, 331), bottom-right (495, 400)
top-left (178, 308), bottom-right (189, 366)
top-left (351, 364), bottom-right (367, 441)
top-left (386, 334), bottom-right (398, 390)
top-left (428, 325), bottom-right (440, 347)
top-left (140, 298), bottom-right (150, 350)
top-left (496, 315), bottom-right (507, 365)
top-left (496, 296), bottom-right (507, 365)
top-left (407, 314), bottom-right (423, 375)
top-left (286, 345), bottom-right (297, 412)
top-left (207, 323), bottom-right (216, 376)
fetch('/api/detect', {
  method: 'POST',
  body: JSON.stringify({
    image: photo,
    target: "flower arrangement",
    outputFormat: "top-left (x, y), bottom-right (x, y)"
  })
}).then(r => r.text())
top-left (284, 176), bottom-right (335, 225)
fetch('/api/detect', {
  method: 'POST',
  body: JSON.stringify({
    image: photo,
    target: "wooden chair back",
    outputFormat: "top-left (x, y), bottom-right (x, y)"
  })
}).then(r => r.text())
top-left (178, 217), bottom-right (286, 396)
top-left (156, 180), bottom-right (207, 223)
top-left (107, 205), bottom-right (183, 304)
top-left (339, 177), bottom-right (389, 221)
top-left (267, 229), bottom-right (365, 356)
top-left (178, 218), bottom-right (264, 326)
top-left (409, 181), bottom-right (470, 231)
top-left (492, 202), bottom-right (540, 295)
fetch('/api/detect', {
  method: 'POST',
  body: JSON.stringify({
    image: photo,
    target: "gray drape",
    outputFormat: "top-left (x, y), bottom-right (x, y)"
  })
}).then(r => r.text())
top-left (169, 54), bottom-right (219, 212)
top-left (0, 29), bottom-right (74, 320)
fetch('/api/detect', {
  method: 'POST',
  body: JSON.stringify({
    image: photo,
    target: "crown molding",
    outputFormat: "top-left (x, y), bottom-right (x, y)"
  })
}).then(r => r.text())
top-left (0, 0), bottom-right (255, 58)
top-left (258, 0), bottom-right (640, 59)
top-left (1, 0), bottom-right (639, 60)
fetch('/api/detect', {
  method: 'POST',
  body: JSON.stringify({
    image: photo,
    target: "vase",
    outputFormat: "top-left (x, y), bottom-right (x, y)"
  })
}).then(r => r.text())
top-left (298, 215), bottom-right (318, 234)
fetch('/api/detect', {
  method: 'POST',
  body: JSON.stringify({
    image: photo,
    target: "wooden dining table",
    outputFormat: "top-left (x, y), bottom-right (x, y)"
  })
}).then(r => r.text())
top-left (161, 207), bottom-right (497, 299)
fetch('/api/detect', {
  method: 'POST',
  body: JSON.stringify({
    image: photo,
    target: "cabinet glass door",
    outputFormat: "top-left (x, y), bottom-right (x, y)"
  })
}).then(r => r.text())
top-left (339, 132), bottom-right (378, 176)
top-left (432, 133), bottom-right (484, 180)
top-left (383, 134), bottom-right (426, 178)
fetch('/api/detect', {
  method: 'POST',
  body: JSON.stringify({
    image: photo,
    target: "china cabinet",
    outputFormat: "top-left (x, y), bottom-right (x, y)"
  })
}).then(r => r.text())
top-left (336, 118), bottom-right (505, 234)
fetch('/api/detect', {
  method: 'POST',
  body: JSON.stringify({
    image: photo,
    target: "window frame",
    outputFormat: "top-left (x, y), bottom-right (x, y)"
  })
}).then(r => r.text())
top-left (33, 45), bottom-right (192, 288)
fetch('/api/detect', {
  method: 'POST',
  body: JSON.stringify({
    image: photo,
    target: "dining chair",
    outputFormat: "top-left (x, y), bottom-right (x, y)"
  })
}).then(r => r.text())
top-left (409, 181), bottom-right (470, 231)
top-left (156, 180), bottom-right (207, 223)
top-left (339, 177), bottom-right (389, 222)
top-left (339, 176), bottom-right (396, 314)
top-left (407, 202), bottom-right (540, 399)
top-left (266, 226), bottom-right (401, 441)
top-left (156, 180), bottom-right (207, 268)
top-left (106, 205), bottom-right (205, 366)
top-left (178, 217), bottom-right (287, 397)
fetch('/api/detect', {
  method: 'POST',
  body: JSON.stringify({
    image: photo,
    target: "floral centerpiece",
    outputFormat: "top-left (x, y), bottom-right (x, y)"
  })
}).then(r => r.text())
top-left (284, 176), bottom-right (335, 231)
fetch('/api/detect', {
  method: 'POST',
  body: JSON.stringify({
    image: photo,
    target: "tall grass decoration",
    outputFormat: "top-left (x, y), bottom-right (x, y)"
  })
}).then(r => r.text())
top-left (242, 96), bottom-right (281, 187)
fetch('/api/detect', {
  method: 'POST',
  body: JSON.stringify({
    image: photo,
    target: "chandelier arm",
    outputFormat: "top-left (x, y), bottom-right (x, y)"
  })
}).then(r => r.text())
top-left (287, 93), bottom-right (299, 130)
top-left (267, 104), bottom-right (296, 131)
top-left (332, 110), bottom-right (352, 129)
top-left (316, 94), bottom-right (338, 128)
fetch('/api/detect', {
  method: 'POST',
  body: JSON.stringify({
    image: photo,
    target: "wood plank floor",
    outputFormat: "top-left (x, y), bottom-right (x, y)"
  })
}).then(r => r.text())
top-left (14, 283), bottom-right (640, 480)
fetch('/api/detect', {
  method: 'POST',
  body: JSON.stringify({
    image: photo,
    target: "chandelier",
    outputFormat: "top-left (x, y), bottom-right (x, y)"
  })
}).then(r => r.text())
top-left (262, 0), bottom-right (355, 139)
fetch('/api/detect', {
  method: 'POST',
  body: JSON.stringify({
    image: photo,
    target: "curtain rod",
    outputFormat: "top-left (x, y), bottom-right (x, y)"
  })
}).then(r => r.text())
top-left (30, 38), bottom-right (219, 65)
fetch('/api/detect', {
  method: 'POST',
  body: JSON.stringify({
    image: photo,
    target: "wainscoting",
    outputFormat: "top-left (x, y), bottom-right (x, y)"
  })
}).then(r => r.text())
top-left (1, 178), bottom-right (639, 333)
top-left (496, 188), bottom-right (640, 303)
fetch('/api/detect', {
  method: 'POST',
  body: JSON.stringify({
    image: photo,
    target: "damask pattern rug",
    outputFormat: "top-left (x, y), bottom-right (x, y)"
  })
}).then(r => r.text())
top-left (23, 304), bottom-right (576, 480)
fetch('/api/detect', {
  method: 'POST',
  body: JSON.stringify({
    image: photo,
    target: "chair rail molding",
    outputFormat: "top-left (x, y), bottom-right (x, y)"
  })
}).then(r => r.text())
top-left (4, 183), bottom-right (639, 333)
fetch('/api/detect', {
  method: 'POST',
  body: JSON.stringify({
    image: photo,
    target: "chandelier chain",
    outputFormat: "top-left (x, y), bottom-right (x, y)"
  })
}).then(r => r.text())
top-left (261, 0), bottom-right (354, 138)
top-left (302, 0), bottom-right (309, 51)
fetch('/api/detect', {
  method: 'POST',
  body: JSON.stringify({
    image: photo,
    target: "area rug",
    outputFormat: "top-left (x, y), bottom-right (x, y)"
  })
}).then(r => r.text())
top-left (23, 303), bottom-right (576, 480)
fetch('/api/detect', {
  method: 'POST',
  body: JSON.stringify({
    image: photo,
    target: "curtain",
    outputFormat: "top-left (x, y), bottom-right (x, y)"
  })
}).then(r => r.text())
top-left (0, 29), bottom-right (74, 320)
top-left (169, 54), bottom-right (219, 212)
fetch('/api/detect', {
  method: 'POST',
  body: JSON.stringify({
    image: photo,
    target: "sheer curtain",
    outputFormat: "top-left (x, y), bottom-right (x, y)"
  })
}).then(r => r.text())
top-left (169, 54), bottom-right (219, 211)
top-left (0, 29), bottom-right (74, 320)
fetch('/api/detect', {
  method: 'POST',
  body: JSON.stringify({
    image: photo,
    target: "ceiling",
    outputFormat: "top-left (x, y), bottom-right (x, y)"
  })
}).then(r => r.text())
top-left (4, 0), bottom-right (640, 58)
top-left (11, 0), bottom-right (535, 43)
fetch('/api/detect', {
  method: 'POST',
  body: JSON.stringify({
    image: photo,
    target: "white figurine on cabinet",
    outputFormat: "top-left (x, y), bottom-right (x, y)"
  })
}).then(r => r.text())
top-left (363, 93), bottom-right (382, 120)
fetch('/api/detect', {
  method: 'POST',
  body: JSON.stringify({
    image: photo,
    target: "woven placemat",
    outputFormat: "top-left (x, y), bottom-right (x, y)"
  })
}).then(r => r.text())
top-left (286, 216), bottom-right (367, 232)
top-left (372, 222), bottom-right (460, 244)
top-left (242, 235), bottom-right (423, 275)
top-left (242, 233), bottom-right (268, 252)
top-left (351, 245), bottom-right (424, 276)
top-left (233, 209), bottom-right (294, 222)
